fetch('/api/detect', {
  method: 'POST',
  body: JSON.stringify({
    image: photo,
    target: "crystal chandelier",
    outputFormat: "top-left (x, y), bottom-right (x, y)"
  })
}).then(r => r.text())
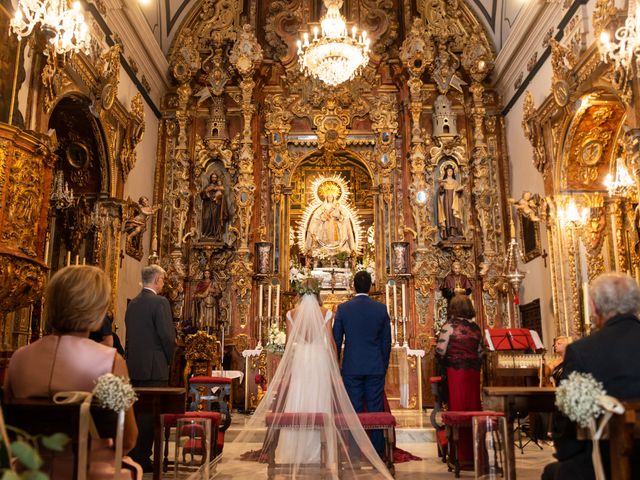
top-left (604, 156), bottom-right (636, 196)
top-left (297, 0), bottom-right (371, 86)
top-left (557, 197), bottom-right (589, 226)
top-left (10, 0), bottom-right (90, 56)
top-left (50, 170), bottom-right (75, 210)
top-left (599, 0), bottom-right (640, 71)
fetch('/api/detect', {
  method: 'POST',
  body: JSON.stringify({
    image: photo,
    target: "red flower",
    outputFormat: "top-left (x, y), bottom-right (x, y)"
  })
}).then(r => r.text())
top-left (255, 374), bottom-right (265, 385)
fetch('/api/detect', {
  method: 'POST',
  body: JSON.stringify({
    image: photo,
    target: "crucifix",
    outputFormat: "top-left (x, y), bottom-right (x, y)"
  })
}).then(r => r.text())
top-left (541, 249), bottom-right (548, 268)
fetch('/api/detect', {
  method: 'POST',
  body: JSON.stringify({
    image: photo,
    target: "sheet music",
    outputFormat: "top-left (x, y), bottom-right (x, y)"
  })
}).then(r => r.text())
top-left (485, 329), bottom-right (495, 351)
top-left (529, 330), bottom-right (544, 350)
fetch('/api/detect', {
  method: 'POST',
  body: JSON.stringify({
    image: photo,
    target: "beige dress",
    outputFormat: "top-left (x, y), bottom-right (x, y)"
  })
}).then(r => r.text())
top-left (5, 335), bottom-right (139, 479)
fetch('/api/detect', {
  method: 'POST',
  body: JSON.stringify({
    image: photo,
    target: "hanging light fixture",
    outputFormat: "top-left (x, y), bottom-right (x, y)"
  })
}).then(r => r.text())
top-left (557, 197), bottom-right (589, 226)
top-left (599, 0), bottom-right (640, 72)
top-left (50, 170), bottom-right (75, 210)
top-left (10, 0), bottom-right (90, 56)
top-left (297, 0), bottom-right (371, 86)
top-left (604, 156), bottom-right (635, 196)
top-left (503, 221), bottom-right (526, 300)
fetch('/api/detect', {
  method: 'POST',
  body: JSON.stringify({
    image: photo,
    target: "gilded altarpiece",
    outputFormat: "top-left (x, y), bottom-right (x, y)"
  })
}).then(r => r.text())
top-left (155, 0), bottom-right (512, 408)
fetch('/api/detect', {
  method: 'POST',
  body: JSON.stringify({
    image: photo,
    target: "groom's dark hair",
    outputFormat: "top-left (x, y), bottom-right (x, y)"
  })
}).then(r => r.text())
top-left (353, 271), bottom-right (372, 293)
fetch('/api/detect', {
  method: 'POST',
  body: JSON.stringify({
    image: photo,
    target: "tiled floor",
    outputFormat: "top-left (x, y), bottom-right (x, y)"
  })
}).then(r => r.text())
top-left (148, 410), bottom-right (554, 479)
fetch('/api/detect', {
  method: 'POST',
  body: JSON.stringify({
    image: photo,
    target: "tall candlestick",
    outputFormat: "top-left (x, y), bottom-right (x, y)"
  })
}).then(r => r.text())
top-left (385, 284), bottom-right (390, 315)
top-left (66, 251), bottom-right (71, 266)
top-left (583, 282), bottom-right (590, 330)
top-left (392, 284), bottom-right (397, 318)
top-left (74, 254), bottom-right (79, 265)
top-left (275, 284), bottom-right (280, 317)
top-left (401, 283), bottom-right (406, 319)
top-left (258, 284), bottom-right (264, 317)
top-left (82, 257), bottom-right (86, 265)
top-left (44, 239), bottom-right (49, 265)
top-left (267, 284), bottom-right (272, 317)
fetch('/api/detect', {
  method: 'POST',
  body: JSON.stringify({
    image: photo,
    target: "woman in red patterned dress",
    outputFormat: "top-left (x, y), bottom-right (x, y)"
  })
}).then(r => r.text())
top-left (436, 294), bottom-right (483, 469)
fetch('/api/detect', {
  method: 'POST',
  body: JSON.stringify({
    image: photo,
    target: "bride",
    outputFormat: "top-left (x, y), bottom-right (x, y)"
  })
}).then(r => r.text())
top-left (218, 278), bottom-right (392, 479)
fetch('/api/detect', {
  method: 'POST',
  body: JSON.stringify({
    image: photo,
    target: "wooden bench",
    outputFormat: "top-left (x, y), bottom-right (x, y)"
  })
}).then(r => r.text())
top-left (3, 399), bottom-right (121, 480)
top-left (610, 400), bottom-right (640, 480)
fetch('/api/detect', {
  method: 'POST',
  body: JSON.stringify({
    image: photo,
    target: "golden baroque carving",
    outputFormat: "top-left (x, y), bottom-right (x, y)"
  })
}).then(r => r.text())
top-left (230, 256), bottom-right (253, 328)
top-left (521, 91), bottom-right (547, 174)
top-left (313, 98), bottom-right (350, 153)
top-left (119, 93), bottom-right (145, 180)
top-left (399, 17), bottom-right (434, 77)
top-left (96, 44), bottom-right (121, 112)
top-left (592, 0), bottom-right (617, 37)
top-left (229, 24), bottom-right (264, 77)
top-left (0, 256), bottom-right (47, 313)
top-left (461, 29), bottom-right (494, 83)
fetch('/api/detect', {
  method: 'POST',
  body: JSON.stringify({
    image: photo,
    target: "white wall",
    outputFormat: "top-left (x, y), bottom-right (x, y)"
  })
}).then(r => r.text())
top-left (114, 66), bottom-right (160, 336)
top-left (503, 59), bottom-right (555, 347)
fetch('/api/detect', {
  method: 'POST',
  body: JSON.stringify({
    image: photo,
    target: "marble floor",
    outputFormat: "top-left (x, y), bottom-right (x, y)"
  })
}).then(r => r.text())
top-left (146, 410), bottom-right (554, 479)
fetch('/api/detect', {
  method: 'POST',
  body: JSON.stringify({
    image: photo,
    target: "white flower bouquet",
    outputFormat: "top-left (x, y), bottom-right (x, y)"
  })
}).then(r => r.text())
top-left (93, 373), bottom-right (137, 412)
top-left (556, 371), bottom-right (625, 480)
top-left (265, 323), bottom-right (286, 353)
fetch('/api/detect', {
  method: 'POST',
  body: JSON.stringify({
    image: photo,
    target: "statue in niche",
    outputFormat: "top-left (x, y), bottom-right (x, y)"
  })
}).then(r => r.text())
top-left (193, 270), bottom-right (220, 329)
top-left (200, 171), bottom-right (228, 241)
top-left (437, 163), bottom-right (464, 239)
top-left (304, 181), bottom-right (356, 255)
top-left (440, 260), bottom-right (473, 302)
top-left (124, 196), bottom-right (160, 239)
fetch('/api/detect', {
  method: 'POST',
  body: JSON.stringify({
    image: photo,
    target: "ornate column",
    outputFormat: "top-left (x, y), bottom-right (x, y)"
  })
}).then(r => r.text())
top-left (229, 25), bottom-right (263, 324)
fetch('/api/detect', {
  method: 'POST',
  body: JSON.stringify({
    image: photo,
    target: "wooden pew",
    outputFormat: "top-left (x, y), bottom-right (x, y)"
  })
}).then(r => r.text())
top-left (609, 400), bottom-right (640, 480)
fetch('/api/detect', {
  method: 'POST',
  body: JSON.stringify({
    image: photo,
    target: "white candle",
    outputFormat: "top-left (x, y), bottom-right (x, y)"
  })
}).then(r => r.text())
top-left (82, 257), bottom-right (86, 265)
top-left (66, 251), bottom-right (71, 266)
top-left (402, 283), bottom-right (406, 318)
top-left (267, 284), bottom-right (272, 317)
top-left (385, 284), bottom-right (390, 315)
top-left (393, 284), bottom-right (397, 318)
top-left (44, 239), bottom-right (49, 265)
top-left (583, 282), bottom-right (590, 329)
top-left (275, 284), bottom-right (280, 317)
top-left (74, 254), bottom-right (79, 265)
top-left (258, 284), bottom-right (263, 317)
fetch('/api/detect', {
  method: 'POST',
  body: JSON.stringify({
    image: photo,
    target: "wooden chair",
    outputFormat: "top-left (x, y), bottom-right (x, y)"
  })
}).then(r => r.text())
top-left (184, 332), bottom-right (232, 427)
top-left (3, 399), bottom-right (122, 480)
top-left (610, 400), bottom-right (640, 480)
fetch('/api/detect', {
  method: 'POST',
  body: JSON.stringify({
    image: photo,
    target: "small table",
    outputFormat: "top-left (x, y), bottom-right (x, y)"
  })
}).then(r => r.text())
top-left (482, 387), bottom-right (556, 480)
top-left (134, 387), bottom-right (186, 480)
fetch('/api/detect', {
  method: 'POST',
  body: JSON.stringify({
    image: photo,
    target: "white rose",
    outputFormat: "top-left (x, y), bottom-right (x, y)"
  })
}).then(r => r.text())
top-left (276, 332), bottom-right (286, 344)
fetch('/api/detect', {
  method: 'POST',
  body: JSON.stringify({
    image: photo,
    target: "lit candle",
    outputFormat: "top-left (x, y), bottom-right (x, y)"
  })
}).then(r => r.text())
top-left (66, 251), bottom-right (71, 266)
top-left (82, 257), bottom-right (86, 265)
top-left (267, 284), bottom-right (272, 318)
top-left (258, 284), bottom-right (263, 317)
top-left (392, 284), bottom-right (397, 318)
top-left (583, 282), bottom-right (590, 329)
top-left (74, 254), bottom-right (79, 265)
top-left (44, 239), bottom-right (49, 265)
top-left (401, 283), bottom-right (406, 319)
top-left (385, 284), bottom-right (390, 315)
top-left (275, 284), bottom-right (280, 317)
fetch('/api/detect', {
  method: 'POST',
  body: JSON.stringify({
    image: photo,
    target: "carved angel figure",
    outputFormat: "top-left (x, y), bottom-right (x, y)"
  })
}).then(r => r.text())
top-left (124, 196), bottom-right (160, 239)
top-left (509, 191), bottom-right (540, 222)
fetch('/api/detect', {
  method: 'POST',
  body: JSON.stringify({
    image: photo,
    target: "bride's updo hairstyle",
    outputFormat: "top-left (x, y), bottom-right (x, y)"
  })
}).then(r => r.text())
top-left (295, 277), bottom-right (321, 302)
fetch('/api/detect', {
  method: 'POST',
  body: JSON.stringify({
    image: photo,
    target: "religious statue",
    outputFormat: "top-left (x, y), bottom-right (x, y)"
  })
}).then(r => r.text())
top-left (124, 196), bottom-right (160, 239)
top-left (509, 191), bottom-right (540, 222)
top-left (200, 172), bottom-right (228, 241)
top-left (437, 164), bottom-right (464, 239)
top-left (440, 261), bottom-right (473, 301)
top-left (193, 270), bottom-right (220, 329)
top-left (304, 182), bottom-right (356, 255)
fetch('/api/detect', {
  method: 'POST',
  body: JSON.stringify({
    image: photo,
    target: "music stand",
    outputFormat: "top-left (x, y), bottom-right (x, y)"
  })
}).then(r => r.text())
top-left (487, 328), bottom-right (535, 352)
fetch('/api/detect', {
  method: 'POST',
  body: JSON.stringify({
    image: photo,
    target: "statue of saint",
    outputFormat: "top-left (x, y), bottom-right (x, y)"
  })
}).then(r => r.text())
top-left (124, 196), bottom-right (160, 239)
top-left (440, 261), bottom-right (473, 301)
top-left (437, 164), bottom-right (464, 239)
top-left (200, 172), bottom-right (228, 241)
top-left (193, 270), bottom-right (220, 329)
top-left (304, 186), bottom-right (356, 255)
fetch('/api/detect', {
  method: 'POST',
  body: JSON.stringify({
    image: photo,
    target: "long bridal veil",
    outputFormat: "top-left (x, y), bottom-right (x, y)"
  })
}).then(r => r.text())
top-left (215, 294), bottom-right (393, 479)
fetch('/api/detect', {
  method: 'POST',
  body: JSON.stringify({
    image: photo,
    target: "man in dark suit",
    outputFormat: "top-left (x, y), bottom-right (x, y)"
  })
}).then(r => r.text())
top-left (543, 273), bottom-right (640, 480)
top-left (125, 264), bottom-right (176, 472)
top-left (333, 270), bottom-right (392, 458)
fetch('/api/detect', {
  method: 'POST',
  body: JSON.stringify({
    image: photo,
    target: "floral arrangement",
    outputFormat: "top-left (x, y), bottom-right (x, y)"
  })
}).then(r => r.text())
top-left (254, 374), bottom-right (267, 391)
top-left (93, 373), bottom-right (137, 412)
top-left (265, 323), bottom-right (286, 353)
top-left (555, 371), bottom-right (605, 427)
top-left (289, 261), bottom-right (310, 286)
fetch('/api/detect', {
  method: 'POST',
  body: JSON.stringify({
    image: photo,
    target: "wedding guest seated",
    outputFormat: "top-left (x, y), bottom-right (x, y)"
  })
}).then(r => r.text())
top-left (3, 265), bottom-right (141, 479)
top-left (542, 273), bottom-right (640, 480)
top-left (544, 335), bottom-right (572, 386)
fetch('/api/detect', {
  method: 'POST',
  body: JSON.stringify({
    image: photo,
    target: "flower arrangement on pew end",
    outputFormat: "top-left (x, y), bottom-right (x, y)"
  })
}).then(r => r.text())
top-left (93, 373), bottom-right (137, 412)
top-left (555, 371), bottom-right (625, 480)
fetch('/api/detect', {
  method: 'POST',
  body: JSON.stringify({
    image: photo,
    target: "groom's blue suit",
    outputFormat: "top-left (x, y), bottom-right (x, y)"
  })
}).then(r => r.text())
top-left (333, 293), bottom-right (392, 457)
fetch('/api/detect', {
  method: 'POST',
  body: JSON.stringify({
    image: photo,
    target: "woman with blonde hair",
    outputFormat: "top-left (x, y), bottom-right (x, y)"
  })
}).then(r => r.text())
top-left (4, 266), bottom-right (141, 479)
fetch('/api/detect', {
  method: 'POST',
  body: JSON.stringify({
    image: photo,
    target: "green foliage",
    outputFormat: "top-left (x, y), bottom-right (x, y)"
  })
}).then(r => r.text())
top-left (1, 426), bottom-right (70, 479)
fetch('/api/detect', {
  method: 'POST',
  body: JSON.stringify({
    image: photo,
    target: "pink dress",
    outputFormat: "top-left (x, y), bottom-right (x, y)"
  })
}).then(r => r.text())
top-left (6, 335), bottom-right (140, 479)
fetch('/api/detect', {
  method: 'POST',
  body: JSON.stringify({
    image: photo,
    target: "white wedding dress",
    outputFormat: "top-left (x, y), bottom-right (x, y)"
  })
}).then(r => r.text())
top-left (218, 294), bottom-right (392, 479)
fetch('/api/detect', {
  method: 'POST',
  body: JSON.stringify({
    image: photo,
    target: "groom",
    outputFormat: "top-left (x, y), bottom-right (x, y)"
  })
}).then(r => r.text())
top-left (333, 270), bottom-right (392, 457)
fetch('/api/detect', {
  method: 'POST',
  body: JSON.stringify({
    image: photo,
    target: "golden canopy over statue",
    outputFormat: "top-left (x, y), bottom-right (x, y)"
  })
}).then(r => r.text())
top-left (298, 174), bottom-right (362, 257)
